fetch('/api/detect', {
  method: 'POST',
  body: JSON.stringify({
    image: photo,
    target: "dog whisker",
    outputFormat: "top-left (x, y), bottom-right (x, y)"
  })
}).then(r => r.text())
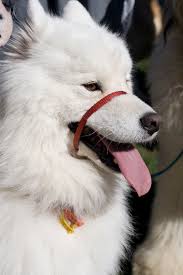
top-left (81, 130), bottom-right (98, 138)
top-left (106, 140), bottom-right (113, 155)
top-left (94, 133), bottom-right (112, 148)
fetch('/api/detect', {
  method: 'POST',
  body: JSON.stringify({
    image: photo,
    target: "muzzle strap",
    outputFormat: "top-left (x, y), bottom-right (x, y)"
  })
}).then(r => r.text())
top-left (73, 91), bottom-right (127, 151)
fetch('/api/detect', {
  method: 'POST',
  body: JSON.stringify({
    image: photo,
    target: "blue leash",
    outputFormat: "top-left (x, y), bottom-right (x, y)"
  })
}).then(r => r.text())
top-left (151, 149), bottom-right (183, 178)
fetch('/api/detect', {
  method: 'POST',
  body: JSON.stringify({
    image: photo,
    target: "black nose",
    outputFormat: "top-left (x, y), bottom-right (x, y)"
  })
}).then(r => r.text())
top-left (140, 113), bottom-right (160, 135)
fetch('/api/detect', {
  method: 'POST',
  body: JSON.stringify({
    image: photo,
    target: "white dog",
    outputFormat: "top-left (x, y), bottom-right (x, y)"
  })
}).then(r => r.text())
top-left (0, 1), bottom-right (159, 274)
top-left (133, 1), bottom-right (183, 274)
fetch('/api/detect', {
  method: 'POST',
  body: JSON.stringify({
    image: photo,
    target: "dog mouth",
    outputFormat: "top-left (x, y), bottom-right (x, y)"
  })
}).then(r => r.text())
top-left (69, 123), bottom-right (132, 171)
top-left (69, 122), bottom-right (152, 197)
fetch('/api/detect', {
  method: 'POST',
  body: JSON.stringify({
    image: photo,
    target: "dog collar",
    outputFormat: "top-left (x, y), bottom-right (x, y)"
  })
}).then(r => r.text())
top-left (73, 91), bottom-right (127, 151)
top-left (59, 209), bottom-right (84, 234)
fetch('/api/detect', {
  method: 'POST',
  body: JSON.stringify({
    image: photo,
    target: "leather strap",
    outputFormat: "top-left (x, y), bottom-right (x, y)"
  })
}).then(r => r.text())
top-left (73, 91), bottom-right (127, 151)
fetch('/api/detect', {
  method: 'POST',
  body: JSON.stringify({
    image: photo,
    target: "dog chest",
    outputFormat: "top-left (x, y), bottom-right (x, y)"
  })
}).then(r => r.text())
top-left (0, 187), bottom-right (130, 275)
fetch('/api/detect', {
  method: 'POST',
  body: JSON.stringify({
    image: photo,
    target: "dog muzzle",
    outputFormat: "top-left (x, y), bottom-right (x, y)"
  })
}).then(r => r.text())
top-left (73, 91), bottom-right (127, 151)
top-left (72, 90), bottom-right (152, 198)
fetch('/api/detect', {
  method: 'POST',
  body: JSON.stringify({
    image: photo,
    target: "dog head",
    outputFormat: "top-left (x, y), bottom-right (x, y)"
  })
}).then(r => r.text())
top-left (0, 0), bottom-right (160, 206)
top-left (4, 0), bottom-right (159, 143)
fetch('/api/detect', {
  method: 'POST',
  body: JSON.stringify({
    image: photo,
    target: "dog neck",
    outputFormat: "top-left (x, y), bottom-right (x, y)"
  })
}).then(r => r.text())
top-left (0, 112), bottom-right (118, 216)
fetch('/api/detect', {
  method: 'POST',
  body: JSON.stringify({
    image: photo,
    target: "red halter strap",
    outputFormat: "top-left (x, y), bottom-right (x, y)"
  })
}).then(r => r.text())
top-left (73, 91), bottom-right (127, 151)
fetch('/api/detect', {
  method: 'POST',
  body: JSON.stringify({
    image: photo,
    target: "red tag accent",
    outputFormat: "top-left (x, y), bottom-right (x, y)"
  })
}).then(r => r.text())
top-left (73, 91), bottom-right (127, 151)
top-left (63, 209), bottom-right (84, 227)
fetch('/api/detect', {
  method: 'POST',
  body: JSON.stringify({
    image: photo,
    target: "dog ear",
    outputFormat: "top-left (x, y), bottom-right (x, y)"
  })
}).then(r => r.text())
top-left (28, 0), bottom-right (47, 29)
top-left (62, 0), bottom-right (95, 26)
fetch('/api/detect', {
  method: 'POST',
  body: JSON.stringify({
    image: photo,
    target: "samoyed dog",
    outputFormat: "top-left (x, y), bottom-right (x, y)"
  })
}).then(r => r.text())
top-left (0, 1), bottom-right (159, 274)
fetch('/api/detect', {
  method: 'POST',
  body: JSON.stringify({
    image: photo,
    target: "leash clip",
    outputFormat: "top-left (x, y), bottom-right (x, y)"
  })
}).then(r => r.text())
top-left (59, 209), bottom-right (84, 234)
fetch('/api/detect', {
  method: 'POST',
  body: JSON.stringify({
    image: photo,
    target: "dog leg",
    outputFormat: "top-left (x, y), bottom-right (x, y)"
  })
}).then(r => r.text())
top-left (133, 157), bottom-right (183, 275)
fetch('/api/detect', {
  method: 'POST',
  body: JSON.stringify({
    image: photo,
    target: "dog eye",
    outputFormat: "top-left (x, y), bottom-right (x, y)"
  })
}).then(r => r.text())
top-left (82, 82), bottom-right (101, 92)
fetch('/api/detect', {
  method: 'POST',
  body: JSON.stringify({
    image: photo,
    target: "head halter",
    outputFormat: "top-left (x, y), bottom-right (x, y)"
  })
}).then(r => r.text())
top-left (73, 91), bottom-right (127, 151)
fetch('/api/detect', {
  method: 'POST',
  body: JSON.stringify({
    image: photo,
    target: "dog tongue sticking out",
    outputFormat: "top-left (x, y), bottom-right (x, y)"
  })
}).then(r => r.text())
top-left (72, 91), bottom-right (152, 197)
top-left (108, 144), bottom-right (152, 197)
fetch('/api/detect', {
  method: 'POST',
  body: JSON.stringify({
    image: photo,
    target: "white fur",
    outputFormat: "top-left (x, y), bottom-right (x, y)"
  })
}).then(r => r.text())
top-left (0, 1), bottom-right (157, 274)
top-left (133, 8), bottom-right (183, 275)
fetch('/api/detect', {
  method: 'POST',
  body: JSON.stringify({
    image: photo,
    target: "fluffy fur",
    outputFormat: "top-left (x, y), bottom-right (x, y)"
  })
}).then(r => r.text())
top-left (0, 1), bottom-right (157, 274)
top-left (133, 1), bottom-right (183, 274)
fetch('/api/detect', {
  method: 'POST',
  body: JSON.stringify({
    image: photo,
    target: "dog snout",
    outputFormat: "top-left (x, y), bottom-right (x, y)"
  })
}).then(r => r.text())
top-left (140, 113), bottom-right (160, 135)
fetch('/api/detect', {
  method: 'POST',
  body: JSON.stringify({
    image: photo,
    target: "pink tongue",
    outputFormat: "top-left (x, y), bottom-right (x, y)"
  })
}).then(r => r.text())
top-left (109, 146), bottom-right (152, 197)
